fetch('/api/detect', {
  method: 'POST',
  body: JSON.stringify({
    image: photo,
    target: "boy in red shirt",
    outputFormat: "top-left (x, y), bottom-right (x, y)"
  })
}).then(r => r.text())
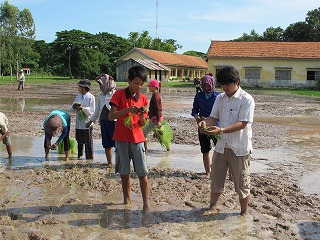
top-left (109, 65), bottom-right (149, 212)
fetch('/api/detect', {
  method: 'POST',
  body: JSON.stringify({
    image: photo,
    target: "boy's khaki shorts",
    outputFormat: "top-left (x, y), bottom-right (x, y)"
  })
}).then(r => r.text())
top-left (115, 141), bottom-right (147, 176)
top-left (211, 148), bottom-right (251, 199)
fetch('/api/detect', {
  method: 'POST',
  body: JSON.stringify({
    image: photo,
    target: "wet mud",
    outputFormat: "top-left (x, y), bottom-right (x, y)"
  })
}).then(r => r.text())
top-left (0, 83), bottom-right (319, 239)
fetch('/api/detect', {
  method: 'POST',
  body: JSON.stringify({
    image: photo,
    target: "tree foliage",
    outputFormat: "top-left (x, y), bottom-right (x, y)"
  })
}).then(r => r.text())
top-left (232, 7), bottom-right (320, 42)
top-left (0, 1), bottom-right (35, 76)
top-left (183, 50), bottom-right (206, 60)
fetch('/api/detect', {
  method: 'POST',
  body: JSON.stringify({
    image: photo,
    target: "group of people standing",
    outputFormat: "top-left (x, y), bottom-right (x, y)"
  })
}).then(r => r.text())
top-left (1, 65), bottom-right (255, 215)
top-left (44, 65), bottom-right (163, 212)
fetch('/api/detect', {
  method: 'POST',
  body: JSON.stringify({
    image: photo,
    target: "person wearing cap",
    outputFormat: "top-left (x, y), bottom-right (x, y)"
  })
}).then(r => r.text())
top-left (43, 110), bottom-right (71, 161)
top-left (143, 79), bottom-right (165, 151)
top-left (17, 70), bottom-right (25, 91)
top-left (71, 79), bottom-right (95, 160)
top-left (0, 112), bottom-right (13, 161)
top-left (191, 73), bottom-right (220, 175)
top-left (86, 74), bottom-right (116, 165)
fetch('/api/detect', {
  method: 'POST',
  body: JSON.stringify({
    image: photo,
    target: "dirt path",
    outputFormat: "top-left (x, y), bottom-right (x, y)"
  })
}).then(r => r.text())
top-left (0, 83), bottom-right (319, 239)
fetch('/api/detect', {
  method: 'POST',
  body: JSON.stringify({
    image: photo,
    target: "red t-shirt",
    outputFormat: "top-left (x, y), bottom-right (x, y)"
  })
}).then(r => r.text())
top-left (110, 87), bottom-right (148, 143)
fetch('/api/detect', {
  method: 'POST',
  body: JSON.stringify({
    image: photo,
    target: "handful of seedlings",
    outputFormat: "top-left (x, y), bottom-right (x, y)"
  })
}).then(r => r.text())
top-left (200, 121), bottom-right (221, 141)
top-left (124, 106), bottom-right (147, 128)
top-left (73, 102), bottom-right (88, 121)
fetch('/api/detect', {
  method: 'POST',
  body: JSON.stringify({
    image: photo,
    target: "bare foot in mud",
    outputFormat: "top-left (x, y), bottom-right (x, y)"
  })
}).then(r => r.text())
top-left (143, 205), bottom-right (150, 213)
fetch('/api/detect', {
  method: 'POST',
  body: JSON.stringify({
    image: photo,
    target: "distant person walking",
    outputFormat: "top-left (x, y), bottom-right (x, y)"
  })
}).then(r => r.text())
top-left (17, 70), bottom-right (25, 91)
top-left (86, 74), bottom-right (116, 165)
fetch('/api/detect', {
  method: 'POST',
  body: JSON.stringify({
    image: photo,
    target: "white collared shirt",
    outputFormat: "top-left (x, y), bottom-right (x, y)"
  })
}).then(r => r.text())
top-left (210, 87), bottom-right (255, 156)
top-left (71, 92), bottom-right (95, 129)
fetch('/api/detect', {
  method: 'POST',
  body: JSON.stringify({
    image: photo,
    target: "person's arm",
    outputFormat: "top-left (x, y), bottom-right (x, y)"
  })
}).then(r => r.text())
top-left (81, 95), bottom-right (95, 117)
top-left (56, 125), bottom-right (68, 144)
top-left (204, 121), bottom-right (248, 136)
top-left (191, 94), bottom-right (201, 123)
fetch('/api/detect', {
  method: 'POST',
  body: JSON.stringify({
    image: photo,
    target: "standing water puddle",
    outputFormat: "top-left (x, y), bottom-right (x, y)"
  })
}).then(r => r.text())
top-left (0, 96), bottom-right (320, 195)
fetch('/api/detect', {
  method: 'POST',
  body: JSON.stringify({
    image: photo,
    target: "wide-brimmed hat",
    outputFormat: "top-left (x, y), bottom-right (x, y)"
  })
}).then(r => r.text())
top-left (147, 79), bottom-right (160, 89)
top-left (45, 115), bottom-right (63, 137)
top-left (77, 79), bottom-right (91, 90)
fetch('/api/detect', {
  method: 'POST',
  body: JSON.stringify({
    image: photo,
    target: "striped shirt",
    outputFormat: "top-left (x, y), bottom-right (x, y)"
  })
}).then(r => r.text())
top-left (210, 87), bottom-right (255, 156)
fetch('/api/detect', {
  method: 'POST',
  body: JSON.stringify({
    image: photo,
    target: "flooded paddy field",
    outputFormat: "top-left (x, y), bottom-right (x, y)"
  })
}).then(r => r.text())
top-left (0, 83), bottom-right (319, 239)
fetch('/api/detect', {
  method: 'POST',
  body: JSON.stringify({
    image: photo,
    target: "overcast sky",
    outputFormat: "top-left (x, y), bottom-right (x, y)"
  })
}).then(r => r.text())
top-left (3, 0), bottom-right (320, 53)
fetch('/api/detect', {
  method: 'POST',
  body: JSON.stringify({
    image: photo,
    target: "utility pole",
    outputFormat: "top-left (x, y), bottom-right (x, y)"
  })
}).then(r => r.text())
top-left (156, 0), bottom-right (159, 38)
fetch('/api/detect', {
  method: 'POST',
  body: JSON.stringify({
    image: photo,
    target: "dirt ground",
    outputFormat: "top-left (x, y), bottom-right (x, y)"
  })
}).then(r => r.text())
top-left (0, 82), bottom-right (319, 240)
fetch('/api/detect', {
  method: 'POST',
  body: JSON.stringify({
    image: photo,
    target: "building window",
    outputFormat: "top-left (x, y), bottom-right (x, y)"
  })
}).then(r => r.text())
top-left (177, 70), bottom-right (181, 78)
top-left (307, 70), bottom-right (320, 81)
top-left (275, 70), bottom-right (291, 80)
top-left (245, 68), bottom-right (261, 80)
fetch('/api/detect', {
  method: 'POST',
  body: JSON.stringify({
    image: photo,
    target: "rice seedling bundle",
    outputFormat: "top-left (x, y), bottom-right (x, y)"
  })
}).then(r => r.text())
top-left (58, 138), bottom-right (77, 154)
top-left (77, 110), bottom-right (87, 121)
top-left (153, 120), bottom-right (173, 151)
top-left (124, 106), bottom-right (148, 129)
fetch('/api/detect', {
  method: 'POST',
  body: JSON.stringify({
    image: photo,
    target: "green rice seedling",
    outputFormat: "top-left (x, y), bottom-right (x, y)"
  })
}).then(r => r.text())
top-left (200, 121), bottom-right (221, 141)
top-left (123, 113), bottom-right (134, 128)
top-left (153, 120), bottom-right (173, 151)
top-left (124, 106), bottom-right (147, 129)
top-left (58, 138), bottom-right (77, 154)
top-left (77, 110), bottom-right (87, 121)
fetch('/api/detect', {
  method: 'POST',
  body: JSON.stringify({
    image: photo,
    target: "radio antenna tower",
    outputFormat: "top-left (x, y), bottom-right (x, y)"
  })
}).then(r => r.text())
top-left (156, 0), bottom-right (159, 38)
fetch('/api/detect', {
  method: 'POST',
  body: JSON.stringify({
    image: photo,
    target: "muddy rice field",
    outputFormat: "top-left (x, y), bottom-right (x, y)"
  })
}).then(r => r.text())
top-left (0, 82), bottom-right (319, 240)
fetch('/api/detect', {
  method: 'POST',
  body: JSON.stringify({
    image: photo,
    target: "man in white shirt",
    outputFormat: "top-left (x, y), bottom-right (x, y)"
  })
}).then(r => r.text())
top-left (199, 66), bottom-right (255, 215)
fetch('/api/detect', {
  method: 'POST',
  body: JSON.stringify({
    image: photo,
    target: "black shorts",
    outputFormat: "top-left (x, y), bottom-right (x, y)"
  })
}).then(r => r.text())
top-left (198, 129), bottom-right (217, 153)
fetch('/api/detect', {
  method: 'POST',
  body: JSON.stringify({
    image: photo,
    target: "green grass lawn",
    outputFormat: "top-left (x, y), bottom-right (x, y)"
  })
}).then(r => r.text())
top-left (1, 74), bottom-right (319, 97)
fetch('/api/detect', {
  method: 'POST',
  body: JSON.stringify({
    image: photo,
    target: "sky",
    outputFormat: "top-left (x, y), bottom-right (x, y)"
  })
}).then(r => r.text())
top-left (3, 0), bottom-right (320, 54)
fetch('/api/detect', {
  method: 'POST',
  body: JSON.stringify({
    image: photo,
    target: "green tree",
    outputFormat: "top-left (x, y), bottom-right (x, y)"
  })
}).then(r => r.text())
top-left (128, 31), bottom-right (181, 53)
top-left (52, 29), bottom-right (104, 78)
top-left (305, 7), bottom-right (320, 41)
top-left (183, 50), bottom-right (206, 60)
top-left (233, 29), bottom-right (261, 41)
top-left (261, 27), bottom-right (284, 41)
top-left (283, 22), bottom-right (310, 41)
top-left (96, 32), bottom-right (131, 77)
top-left (0, 1), bottom-right (35, 78)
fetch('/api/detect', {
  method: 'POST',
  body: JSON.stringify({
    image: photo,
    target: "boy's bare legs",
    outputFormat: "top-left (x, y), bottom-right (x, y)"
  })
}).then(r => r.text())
top-left (121, 175), bottom-right (131, 204)
top-left (240, 196), bottom-right (249, 215)
top-left (203, 152), bottom-right (210, 175)
top-left (105, 147), bottom-right (112, 165)
top-left (6, 145), bottom-right (12, 160)
top-left (139, 176), bottom-right (149, 212)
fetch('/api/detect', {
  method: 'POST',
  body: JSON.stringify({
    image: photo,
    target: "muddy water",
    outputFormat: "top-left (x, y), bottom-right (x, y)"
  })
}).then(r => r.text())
top-left (0, 95), bottom-right (320, 195)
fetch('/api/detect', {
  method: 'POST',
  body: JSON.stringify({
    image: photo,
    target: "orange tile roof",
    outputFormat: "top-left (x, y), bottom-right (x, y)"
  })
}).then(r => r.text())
top-left (136, 48), bottom-right (208, 68)
top-left (207, 41), bottom-right (320, 59)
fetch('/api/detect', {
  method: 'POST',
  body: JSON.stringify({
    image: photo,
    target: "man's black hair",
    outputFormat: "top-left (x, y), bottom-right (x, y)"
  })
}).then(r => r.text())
top-left (128, 65), bottom-right (147, 82)
top-left (216, 66), bottom-right (240, 85)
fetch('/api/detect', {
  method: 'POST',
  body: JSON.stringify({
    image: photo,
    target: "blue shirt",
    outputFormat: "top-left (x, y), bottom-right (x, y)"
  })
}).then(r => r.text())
top-left (43, 110), bottom-right (70, 143)
top-left (191, 91), bottom-right (220, 126)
